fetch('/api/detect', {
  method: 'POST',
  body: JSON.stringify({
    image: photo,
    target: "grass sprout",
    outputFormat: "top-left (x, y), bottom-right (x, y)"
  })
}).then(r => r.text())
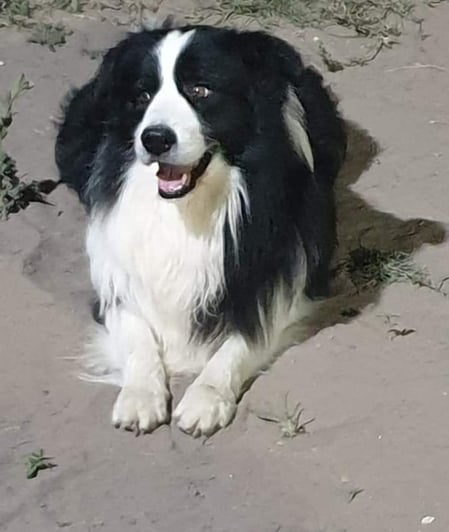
top-left (257, 393), bottom-right (315, 438)
top-left (25, 449), bottom-right (57, 479)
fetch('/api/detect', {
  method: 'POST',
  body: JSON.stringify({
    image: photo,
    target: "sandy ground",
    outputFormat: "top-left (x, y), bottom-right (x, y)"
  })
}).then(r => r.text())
top-left (1, 3), bottom-right (449, 531)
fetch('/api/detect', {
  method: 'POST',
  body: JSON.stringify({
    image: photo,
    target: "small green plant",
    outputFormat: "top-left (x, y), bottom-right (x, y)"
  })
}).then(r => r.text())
top-left (342, 245), bottom-right (429, 290)
top-left (0, 74), bottom-right (55, 220)
top-left (25, 449), bottom-right (57, 479)
top-left (28, 21), bottom-right (71, 51)
top-left (257, 393), bottom-right (315, 438)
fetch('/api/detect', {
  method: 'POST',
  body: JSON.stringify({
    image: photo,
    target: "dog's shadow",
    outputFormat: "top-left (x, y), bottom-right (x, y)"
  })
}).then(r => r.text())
top-left (308, 120), bottom-right (446, 332)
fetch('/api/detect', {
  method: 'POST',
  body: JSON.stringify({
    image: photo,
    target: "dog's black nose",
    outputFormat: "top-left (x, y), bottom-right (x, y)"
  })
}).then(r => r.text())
top-left (141, 126), bottom-right (177, 156)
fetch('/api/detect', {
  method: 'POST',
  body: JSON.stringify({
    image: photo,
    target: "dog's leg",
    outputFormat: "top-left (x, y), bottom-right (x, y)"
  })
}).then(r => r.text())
top-left (174, 334), bottom-right (269, 437)
top-left (109, 307), bottom-right (170, 434)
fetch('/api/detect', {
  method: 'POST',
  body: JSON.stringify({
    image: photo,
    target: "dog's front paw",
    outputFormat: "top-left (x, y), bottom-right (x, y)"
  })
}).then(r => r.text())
top-left (112, 386), bottom-right (170, 434)
top-left (174, 384), bottom-right (236, 438)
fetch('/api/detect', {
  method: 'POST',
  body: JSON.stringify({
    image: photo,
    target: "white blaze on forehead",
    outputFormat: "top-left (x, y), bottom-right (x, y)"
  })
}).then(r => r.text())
top-left (157, 29), bottom-right (194, 85)
top-left (135, 29), bottom-right (207, 167)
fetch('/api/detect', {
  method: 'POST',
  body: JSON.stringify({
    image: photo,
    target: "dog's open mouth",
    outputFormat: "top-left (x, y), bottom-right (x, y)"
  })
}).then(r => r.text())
top-left (157, 151), bottom-right (213, 199)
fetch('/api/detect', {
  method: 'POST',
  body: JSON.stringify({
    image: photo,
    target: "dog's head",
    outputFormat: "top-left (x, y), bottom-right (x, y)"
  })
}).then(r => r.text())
top-left (89, 24), bottom-right (305, 199)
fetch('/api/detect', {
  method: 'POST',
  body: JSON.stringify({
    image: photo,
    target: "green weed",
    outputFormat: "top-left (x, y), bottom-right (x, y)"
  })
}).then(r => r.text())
top-left (0, 75), bottom-right (55, 220)
top-left (25, 449), bottom-right (57, 479)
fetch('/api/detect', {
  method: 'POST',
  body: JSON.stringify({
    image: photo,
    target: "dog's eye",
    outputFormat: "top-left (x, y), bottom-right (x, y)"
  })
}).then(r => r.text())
top-left (135, 91), bottom-right (152, 107)
top-left (187, 85), bottom-right (211, 99)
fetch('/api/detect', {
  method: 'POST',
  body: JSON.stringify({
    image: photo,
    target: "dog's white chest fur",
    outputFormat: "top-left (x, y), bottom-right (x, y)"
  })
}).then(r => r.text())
top-left (86, 157), bottom-right (247, 375)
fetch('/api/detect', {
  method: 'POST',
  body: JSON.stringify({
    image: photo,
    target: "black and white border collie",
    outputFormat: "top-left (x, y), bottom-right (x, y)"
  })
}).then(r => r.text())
top-left (55, 21), bottom-right (346, 437)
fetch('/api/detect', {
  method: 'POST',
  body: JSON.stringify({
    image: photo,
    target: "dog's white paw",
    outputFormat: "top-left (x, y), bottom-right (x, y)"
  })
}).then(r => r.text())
top-left (112, 386), bottom-right (169, 434)
top-left (174, 384), bottom-right (236, 438)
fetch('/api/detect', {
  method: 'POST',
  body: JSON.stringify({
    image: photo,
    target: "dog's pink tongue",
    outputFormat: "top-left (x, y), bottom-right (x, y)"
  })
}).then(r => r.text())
top-left (157, 163), bottom-right (190, 194)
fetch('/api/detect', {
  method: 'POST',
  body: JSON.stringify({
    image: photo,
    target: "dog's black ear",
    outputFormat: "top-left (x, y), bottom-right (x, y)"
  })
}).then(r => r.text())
top-left (237, 30), bottom-right (346, 302)
top-left (237, 30), bottom-right (345, 170)
top-left (57, 44), bottom-right (119, 126)
top-left (89, 45), bottom-right (121, 105)
top-left (55, 43), bottom-right (123, 200)
top-left (236, 31), bottom-right (306, 91)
